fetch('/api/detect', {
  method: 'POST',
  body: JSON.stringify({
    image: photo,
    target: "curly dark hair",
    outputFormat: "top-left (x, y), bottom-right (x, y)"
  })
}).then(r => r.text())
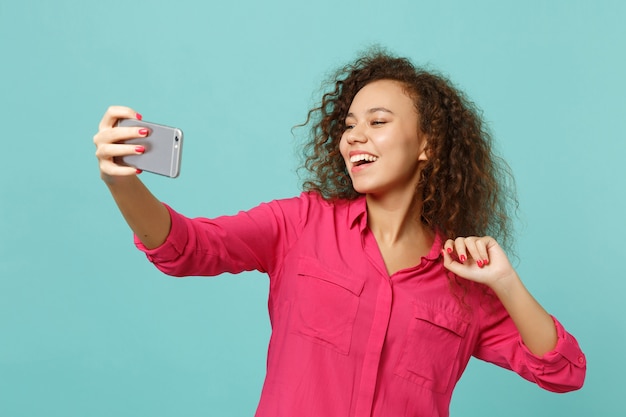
top-left (299, 48), bottom-right (518, 249)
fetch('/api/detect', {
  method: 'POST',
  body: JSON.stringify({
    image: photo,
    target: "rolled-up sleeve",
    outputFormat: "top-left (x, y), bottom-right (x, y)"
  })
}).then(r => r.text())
top-left (518, 316), bottom-right (586, 392)
top-left (473, 300), bottom-right (586, 393)
top-left (134, 204), bottom-right (192, 274)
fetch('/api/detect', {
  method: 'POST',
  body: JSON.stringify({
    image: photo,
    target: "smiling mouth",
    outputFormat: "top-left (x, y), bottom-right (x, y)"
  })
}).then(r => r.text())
top-left (350, 154), bottom-right (378, 167)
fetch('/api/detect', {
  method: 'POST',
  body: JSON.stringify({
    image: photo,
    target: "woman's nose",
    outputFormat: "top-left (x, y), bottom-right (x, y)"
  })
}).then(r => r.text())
top-left (345, 124), bottom-right (367, 144)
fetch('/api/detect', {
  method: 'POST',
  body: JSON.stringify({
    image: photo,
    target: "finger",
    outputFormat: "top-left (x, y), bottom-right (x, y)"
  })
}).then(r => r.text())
top-left (99, 158), bottom-right (142, 177)
top-left (443, 239), bottom-right (455, 256)
top-left (462, 237), bottom-right (484, 268)
top-left (441, 247), bottom-right (468, 277)
top-left (454, 237), bottom-right (468, 263)
top-left (462, 237), bottom-right (486, 268)
top-left (463, 236), bottom-right (482, 266)
top-left (93, 126), bottom-right (150, 146)
top-left (98, 105), bottom-right (142, 131)
top-left (474, 238), bottom-right (490, 267)
top-left (441, 244), bottom-right (455, 269)
top-left (95, 142), bottom-right (146, 160)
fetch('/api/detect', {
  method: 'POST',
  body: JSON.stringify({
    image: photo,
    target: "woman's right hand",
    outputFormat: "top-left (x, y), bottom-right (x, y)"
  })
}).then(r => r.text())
top-left (92, 105), bottom-right (172, 249)
top-left (93, 105), bottom-right (148, 179)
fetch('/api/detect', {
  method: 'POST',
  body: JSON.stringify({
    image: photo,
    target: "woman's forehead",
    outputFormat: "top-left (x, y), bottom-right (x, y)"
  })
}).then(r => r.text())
top-left (348, 80), bottom-right (417, 114)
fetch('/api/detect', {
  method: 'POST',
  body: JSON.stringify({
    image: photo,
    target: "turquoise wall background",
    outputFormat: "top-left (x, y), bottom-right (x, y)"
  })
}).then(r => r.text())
top-left (1, 0), bottom-right (624, 415)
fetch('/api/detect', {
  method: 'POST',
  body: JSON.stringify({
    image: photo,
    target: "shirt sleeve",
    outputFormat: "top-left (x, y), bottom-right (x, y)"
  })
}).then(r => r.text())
top-left (134, 194), bottom-right (309, 278)
top-left (472, 296), bottom-right (586, 393)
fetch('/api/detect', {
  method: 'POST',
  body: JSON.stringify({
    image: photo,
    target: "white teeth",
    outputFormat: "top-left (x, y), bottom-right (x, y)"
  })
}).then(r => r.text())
top-left (350, 154), bottom-right (378, 163)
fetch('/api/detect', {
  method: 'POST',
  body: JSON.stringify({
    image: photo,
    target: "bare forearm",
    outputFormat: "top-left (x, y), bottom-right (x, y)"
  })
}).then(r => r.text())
top-left (104, 174), bottom-right (171, 249)
top-left (93, 106), bottom-right (171, 248)
top-left (490, 273), bottom-right (558, 356)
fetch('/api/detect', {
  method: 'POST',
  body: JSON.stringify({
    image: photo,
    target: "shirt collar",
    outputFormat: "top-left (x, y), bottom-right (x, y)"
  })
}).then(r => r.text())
top-left (425, 231), bottom-right (444, 261)
top-left (347, 195), bottom-right (367, 231)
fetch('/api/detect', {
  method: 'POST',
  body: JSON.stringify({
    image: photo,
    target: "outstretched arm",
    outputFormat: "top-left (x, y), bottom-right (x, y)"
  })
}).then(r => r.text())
top-left (93, 106), bottom-right (171, 249)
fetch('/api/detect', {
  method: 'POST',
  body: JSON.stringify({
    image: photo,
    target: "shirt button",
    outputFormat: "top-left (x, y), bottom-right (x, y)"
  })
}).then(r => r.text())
top-left (578, 356), bottom-right (585, 364)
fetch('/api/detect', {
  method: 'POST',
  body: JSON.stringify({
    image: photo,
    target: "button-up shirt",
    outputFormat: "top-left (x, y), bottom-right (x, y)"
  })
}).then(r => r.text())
top-left (136, 192), bottom-right (586, 417)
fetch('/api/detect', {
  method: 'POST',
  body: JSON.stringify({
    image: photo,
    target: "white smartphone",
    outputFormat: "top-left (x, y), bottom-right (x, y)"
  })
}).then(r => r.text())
top-left (115, 119), bottom-right (183, 178)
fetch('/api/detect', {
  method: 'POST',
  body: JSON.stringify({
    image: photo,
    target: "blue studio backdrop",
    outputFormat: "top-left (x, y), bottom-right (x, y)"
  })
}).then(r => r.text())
top-left (1, 0), bottom-right (624, 416)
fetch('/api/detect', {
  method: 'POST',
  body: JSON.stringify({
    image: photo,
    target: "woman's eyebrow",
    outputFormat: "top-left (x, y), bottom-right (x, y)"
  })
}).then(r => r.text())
top-left (346, 107), bottom-right (395, 118)
top-left (368, 107), bottom-right (394, 114)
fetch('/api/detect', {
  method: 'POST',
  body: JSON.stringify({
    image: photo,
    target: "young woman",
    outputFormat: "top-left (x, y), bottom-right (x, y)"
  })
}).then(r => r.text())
top-left (93, 51), bottom-right (586, 417)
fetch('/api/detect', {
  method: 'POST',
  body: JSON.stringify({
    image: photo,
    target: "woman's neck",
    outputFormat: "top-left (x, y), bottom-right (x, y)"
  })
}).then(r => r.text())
top-left (365, 191), bottom-right (435, 275)
top-left (365, 191), bottom-right (429, 246)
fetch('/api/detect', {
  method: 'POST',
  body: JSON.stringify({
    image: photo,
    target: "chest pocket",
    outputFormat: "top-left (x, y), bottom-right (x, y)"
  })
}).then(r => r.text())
top-left (395, 302), bottom-right (469, 394)
top-left (291, 257), bottom-right (364, 355)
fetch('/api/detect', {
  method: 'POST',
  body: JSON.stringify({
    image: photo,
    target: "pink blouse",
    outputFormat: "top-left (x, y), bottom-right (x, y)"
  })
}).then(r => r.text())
top-left (136, 192), bottom-right (586, 417)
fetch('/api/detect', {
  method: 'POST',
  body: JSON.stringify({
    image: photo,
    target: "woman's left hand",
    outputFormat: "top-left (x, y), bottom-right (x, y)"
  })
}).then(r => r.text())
top-left (442, 236), bottom-right (516, 288)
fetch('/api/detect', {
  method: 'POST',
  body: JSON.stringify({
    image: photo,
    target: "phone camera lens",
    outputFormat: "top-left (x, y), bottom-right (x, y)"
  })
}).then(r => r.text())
top-left (175, 136), bottom-right (179, 142)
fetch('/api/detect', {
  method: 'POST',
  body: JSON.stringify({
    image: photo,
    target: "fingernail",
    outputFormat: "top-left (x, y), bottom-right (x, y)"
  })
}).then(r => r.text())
top-left (136, 169), bottom-right (143, 174)
top-left (136, 113), bottom-right (143, 120)
top-left (138, 128), bottom-right (149, 135)
top-left (483, 259), bottom-right (489, 265)
top-left (446, 247), bottom-right (453, 254)
top-left (477, 260), bottom-right (484, 268)
top-left (135, 145), bottom-right (145, 153)
top-left (459, 255), bottom-right (467, 263)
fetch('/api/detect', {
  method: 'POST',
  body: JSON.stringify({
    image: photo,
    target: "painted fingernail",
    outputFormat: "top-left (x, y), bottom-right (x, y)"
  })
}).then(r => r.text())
top-left (135, 145), bottom-right (145, 153)
top-left (459, 255), bottom-right (467, 263)
top-left (138, 128), bottom-right (149, 135)
top-left (136, 169), bottom-right (143, 174)
top-left (136, 113), bottom-right (143, 120)
top-left (477, 260), bottom-right (484, 268)
top-left (446, 247), bottom-right (453, 254)
top-left (483, 259), bottom-right (489, 265)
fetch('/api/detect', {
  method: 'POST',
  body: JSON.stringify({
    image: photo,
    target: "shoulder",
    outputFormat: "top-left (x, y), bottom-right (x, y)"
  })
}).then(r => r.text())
top-left (269, 191), bottom-right (361, 227)
top-left (271, 191), bottom-right (352, 212)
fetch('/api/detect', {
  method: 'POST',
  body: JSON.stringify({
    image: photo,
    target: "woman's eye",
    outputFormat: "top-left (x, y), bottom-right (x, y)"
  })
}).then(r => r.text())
top-left (345, 124), bottom-right (355, 130)
top-left (372, 120), bottom-right (386, 126)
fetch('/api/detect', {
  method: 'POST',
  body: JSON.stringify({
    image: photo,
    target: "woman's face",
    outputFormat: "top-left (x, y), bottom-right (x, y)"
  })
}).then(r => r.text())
top-left (339, 79), bottom-right (427, 198)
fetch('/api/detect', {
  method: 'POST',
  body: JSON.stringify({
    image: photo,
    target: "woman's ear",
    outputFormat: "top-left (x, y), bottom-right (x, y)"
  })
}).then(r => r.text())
top-left (418, 138), bottom-right (428, 161)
